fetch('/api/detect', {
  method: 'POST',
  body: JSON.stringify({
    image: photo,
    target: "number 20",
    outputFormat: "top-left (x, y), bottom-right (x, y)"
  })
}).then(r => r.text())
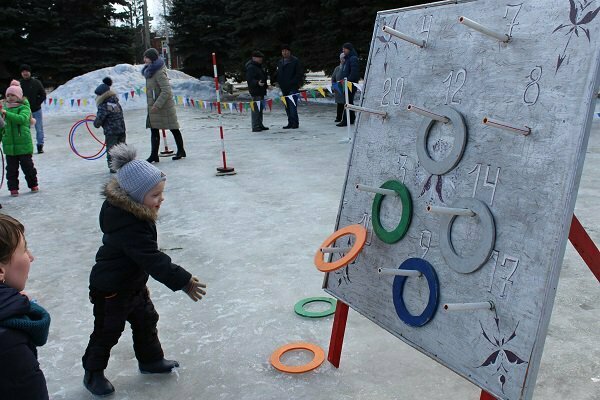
top-left (381, 77), bottom-right (405, 107)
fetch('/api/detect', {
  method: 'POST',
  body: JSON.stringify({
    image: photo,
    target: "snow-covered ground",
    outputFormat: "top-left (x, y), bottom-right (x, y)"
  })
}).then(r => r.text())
top-left (5, 91), bottom-right (599, 399)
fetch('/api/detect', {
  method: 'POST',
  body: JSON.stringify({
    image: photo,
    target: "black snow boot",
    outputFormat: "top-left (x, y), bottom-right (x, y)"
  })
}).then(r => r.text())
top-left (139, 358), bottom-right (180, 374)
top-left (171, 130), bottom-right (186, 160)
top-left (83, 370), bottom-right (115, 397)
top-left (147, 130), bottom-right (160, 163)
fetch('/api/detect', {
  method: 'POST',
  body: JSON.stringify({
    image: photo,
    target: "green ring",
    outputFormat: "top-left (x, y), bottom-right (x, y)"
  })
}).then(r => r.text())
top-left (294, 297), bottom-right (337, 318)
top-left (371, 180), bottom-right (412, 244)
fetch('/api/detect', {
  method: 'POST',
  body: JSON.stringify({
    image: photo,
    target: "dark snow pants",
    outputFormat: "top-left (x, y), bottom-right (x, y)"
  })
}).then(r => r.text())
top-left (105, 134), bottom-right (126, 171)
top-left (82, 287), bottom-right (164, 371)
top-left (6, 154), bottom-right (38, 191)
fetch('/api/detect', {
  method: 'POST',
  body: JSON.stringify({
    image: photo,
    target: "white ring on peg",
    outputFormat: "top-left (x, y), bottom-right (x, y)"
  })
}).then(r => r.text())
top-left (483, 117), bottom-right (531, 136)
top-left (345, 104), bottom-right (388, 118)
top-left (356, 184), bottom-right (398, 197)
top-left (458, 16), bottom-right (510, 42)
top-left (443, 301), bottom-right (495, 312)
top-left (378, 268), bottom-right (422, 278)
top-left (382, 26), bottom-right (426, 48)
top-left (320, 247), bottom-right (353, 254)
top-left (407, 104), bottom-right (450, 123)
top-left (427, 205), bottom-right (475, 217)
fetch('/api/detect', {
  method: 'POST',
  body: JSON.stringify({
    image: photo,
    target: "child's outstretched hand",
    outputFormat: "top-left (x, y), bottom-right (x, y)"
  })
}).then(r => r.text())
top-left (184, 276), bottom-right (207, 302)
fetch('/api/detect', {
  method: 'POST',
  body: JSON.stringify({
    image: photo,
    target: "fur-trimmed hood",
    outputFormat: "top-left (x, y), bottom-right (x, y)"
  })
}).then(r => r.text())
top-left (103, 178), bottom-right (157, 222)
top-left (96, 90), bottom-right (118, 106)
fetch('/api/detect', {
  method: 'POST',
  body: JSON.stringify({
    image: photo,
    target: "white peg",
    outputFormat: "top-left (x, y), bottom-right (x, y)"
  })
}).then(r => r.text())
top-left (458, 16), bottom-right (510, 42)
top-left (320, 247), bottom-right (353, 254)
top-left (345, 104), bottom-right (388, 118)
top-left (382, 26), bottom-right (426, 48)
top-left (444, 301), bottom-right (495, 311)
top-left (378, 268), bottom-right (422, 278)
top-left (407, 104), bottom-right (449, 123)
top-left (427, 205), bottom-right (475, 217)
top-left (356, 184), bottom-right (398, 197)
top-left (483, 117), bottom-right (531, 136)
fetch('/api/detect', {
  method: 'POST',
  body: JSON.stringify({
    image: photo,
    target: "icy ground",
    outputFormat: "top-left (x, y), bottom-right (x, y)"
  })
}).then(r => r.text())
top-left (6, 102), bottom-right (599, 400)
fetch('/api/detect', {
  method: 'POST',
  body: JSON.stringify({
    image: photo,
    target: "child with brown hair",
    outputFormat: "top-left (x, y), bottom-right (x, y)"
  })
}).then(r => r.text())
top-left (0, 213), bottom-right (51, 399)
top-left (82, 143), bottom-right (206, 396)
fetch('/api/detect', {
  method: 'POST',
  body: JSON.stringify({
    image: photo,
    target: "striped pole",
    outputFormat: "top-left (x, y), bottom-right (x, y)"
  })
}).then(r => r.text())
top-left (159, 129), bottom-right (174, 156)
top-left (212, 52), bottom-right (235, 175)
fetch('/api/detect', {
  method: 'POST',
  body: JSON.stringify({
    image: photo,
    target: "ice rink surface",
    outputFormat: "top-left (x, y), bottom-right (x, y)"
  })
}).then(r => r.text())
top-left (6, 102), bottom-right (598, 399)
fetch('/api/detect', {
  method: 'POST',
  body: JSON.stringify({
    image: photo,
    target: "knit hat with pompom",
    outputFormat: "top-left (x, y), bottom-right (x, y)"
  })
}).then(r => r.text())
top-left (5, 80), bottom-right (23, 100)
top-left (94, 77), bottom-right (113, 96)
top-left (109, 144), bottom-right (166, 203)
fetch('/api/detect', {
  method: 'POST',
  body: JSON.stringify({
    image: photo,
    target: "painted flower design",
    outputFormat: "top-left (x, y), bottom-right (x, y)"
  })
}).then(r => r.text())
top-left (375, 16), bottom-right (400, 73)
top-left (553, 0), bottom-right (600, 73)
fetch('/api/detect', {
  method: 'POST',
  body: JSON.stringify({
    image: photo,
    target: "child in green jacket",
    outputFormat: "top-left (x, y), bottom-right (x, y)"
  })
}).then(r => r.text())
top-left (0, 81), bottom-right (39, 197)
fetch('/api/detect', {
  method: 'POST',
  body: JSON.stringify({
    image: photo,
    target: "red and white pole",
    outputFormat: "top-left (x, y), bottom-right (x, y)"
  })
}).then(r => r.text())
top-left (212, 52), bottom-right (235, 175)
top-left (159, 129), bottom-right (174, 156)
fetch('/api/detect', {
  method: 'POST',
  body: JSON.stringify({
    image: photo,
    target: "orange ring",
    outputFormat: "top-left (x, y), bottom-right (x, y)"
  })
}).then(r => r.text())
top-left (314, 224), bottom-right (367, 272)
top-left (270, 342), bottom-right (325, 374)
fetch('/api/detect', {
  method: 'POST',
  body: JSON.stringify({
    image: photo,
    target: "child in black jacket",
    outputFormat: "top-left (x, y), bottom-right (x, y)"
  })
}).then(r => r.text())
top-left (93, 77), bottom-right (126, 173)
top-left (82, 144), bottom-right (206, 396)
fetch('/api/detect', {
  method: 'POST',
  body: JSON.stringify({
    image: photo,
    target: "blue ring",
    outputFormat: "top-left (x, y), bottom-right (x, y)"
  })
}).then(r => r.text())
top-left (69, 118), bottom-right (106, 160)
top-left (392, 258), bottom-right (439, 327)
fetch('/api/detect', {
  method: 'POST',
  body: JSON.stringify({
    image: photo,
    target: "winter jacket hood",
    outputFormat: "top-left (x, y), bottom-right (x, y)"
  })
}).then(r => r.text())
top-left (103, 178), bottom-right (158, 225)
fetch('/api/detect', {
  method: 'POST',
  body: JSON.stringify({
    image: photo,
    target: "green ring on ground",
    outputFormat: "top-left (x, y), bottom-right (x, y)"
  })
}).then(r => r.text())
top-left (372, 180), bottom-right (413, 244)
top-left (294, 297), bottom-right (337, 318)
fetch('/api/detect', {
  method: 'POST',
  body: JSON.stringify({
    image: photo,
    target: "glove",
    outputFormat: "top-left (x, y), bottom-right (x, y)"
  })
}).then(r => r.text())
top-left (184, 277), bottom-right (207, 302)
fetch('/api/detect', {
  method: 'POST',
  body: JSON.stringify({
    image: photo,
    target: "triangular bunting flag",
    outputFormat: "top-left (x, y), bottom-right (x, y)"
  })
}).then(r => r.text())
top-left (281, 97), bottom-right (287, 107)
top-left (267, 99), bottom-right (273, 111)
top-left (287, 95), bottom-right (296, 106)
top-left (310, 90), bottom-right (317, 99)
top-left (59, 99), bottom-right (64, 106)
top-left (301, 91), bottom-right (308, 102)
top-left (49, 98), bottom-right (53, 105)
top-left (355, 83), bottom-right (364, 92)
top-left (124, 92), bottom-right (129, 101)
top-left (191, 99), bottom-right (195, 107)
top-left (238, 102), bottom-right (243, 112)
top-left (83, 99), bottom-right (88, 106)
top-left (77, 99), bottom-right (81, 107)
top-left (131, 90), bottom-right (135, 98)
top-left (234, 103), bottom-right (238, 111)
top-left (347, 81), bottom-right (353, 91)
top-left (70, 99), bottom-right (75, 107)
top-left (250, 102), bottom-right (255, 112)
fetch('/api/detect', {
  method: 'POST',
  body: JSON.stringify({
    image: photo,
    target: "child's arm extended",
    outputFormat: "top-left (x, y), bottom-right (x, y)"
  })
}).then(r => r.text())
top-left (94, 103), bottom-right (107, 128)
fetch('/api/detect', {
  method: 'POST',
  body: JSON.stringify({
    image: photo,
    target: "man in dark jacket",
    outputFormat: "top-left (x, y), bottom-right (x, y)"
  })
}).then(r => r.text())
top-left (245, 51), bottom-right (269, 132)
top-left (274, 44), bottom-right (303, 129)
top-left (337, 43), bottom-right (360, 127)
top-left (19, 64), bottom-right (47, 154)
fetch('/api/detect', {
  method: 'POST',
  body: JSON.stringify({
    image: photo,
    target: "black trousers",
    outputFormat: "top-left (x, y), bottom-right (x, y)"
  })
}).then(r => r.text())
top-left (6, 154), bottom-right (38, 191)
top-left (149, 129), bottom-right (185, 157)
top-left (105, 134), bottom-right (126, 171)
top-left (82, 287), bottom-right (164, 371)
top-left (336, 103), bottom-right (344, 121)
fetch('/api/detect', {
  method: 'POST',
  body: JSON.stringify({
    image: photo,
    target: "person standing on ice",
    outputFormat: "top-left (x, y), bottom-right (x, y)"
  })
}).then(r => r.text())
top-left (142, 48), bottom-right (186, 162)
top-left (331, 52), bottom-right (346, 123)
top-left (273, 44), bottom-right (303, 129)
top-left (336, 43), bottom-right (360, 127)
top-left (19, 64), bottom-right (46, 154)
top-left (81, 144), bottom-right (207, 397)
top-left (0, 213), bottom-right (51, 400)
top-left (0, 81), bottom-right (40, 197)
top-left (245, 50), bottom-right (269, 132)
top-left (93, 77), bottom-right (126, 173)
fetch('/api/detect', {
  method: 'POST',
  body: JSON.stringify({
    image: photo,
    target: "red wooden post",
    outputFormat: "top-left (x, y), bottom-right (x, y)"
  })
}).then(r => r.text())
top-left (568, 215), bottom-right (600, 281)
top-left (480, 391), bottom-right (496, 400)
top-left (328, 300), bottom-right (349, 368)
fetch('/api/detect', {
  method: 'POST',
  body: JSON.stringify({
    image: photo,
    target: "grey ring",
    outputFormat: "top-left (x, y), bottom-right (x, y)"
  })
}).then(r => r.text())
top-left (416, 105), bottom-right (467, 175)
top-left (439, 197), bottom-right (495, 274)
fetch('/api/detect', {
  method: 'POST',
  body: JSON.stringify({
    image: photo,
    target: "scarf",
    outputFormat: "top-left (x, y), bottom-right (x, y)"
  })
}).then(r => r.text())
top-left (0, 302), bottom-right (51, 346)
top-left (142, 58), bottom-right (165, 79)
top-left (5, 99), bottom-right (23, 109)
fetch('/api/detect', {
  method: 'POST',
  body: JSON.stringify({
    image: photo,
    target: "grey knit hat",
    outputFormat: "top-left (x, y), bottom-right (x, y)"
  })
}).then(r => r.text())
top-left (109, 144), bottom-right (165, 203)
top-left (144, 48), bottom-right (160, 62)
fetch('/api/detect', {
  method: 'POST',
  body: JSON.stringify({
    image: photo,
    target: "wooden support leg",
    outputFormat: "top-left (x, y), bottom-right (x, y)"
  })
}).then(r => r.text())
top-left (568, 215), bottom-right (600, 282)
top-left (328, 300), bottom-right (349, 368)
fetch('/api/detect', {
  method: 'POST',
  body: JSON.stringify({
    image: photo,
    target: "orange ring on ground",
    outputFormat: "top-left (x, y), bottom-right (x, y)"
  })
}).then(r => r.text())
top-left (270, 342), bottom-right (325, 374)
top-left (314, 224), bottom-right (367, 272)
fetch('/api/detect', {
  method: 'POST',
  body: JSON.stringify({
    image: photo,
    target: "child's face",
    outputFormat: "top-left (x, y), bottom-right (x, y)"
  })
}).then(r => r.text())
top-left (143, 180), bottom-right (166, 212)
top-left (0, 235), bottom-right (34, 291)
top-left (6, 93), bottom-right (20, 103)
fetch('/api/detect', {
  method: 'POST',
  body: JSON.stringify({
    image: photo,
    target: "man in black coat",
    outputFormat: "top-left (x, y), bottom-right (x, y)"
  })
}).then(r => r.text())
top-left (19, 64), bottom-right (47, 154)
top-left (274, 44), bottom-right (303, 129)
top-left (337, 43), bottom-right (360, 127)
top-left (245, 51), bottom-right (269, 132)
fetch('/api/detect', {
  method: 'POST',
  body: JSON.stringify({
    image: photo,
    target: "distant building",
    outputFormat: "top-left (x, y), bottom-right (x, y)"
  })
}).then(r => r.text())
top-left (151, 36), bottom-right (182, 70)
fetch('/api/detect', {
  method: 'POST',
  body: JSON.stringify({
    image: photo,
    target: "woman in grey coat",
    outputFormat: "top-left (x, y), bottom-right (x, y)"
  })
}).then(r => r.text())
top-left (142, 48), bottom-right (186, 162)
top-left (331, 52), bottom-right (346, 122)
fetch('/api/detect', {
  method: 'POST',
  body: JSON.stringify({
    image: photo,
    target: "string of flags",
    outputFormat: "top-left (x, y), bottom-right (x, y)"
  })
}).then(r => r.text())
top-left (42, 80), bottom-right (363, 113)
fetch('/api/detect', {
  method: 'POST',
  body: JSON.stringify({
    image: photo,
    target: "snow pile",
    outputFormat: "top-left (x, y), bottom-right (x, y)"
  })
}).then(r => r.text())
top-left (44, 64), bottom-right (215, 113)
